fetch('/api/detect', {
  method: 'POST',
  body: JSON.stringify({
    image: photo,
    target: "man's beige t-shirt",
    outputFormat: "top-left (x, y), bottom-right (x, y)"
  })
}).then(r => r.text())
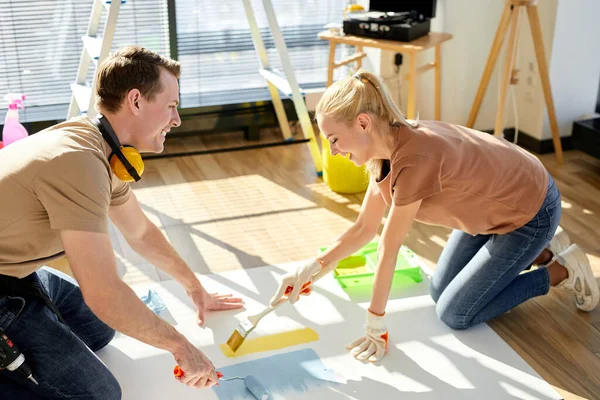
top-left (0, 117), bottom-right (131, 278)
top-left (375, 120), bottom-right (548, 236)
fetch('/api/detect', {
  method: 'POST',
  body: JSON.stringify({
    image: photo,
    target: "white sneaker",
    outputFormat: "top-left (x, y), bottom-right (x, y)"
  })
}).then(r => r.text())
top-left (556, 244), bottom-right (599, 312)
top-left (547, 225), bottom-right (570, 260)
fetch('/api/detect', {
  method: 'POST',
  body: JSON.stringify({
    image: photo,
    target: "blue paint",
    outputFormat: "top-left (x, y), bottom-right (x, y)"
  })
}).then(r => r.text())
top-left (213, 349), bottom-right (341, 399)
top-left (244, 375), bottom-right (271, 400)
top-left (139, 289), bottom-right (166, 315)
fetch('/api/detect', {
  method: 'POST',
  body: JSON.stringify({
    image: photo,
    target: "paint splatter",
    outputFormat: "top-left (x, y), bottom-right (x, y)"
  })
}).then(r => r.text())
top-left (213, 349), bottom-right (341, 399)
top-left (220, 328), bottom-right (319, 358)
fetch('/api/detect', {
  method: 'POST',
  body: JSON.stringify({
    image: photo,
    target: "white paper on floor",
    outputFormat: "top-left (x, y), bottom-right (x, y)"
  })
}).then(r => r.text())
top-left (98, 263), bottom-right (561, 400)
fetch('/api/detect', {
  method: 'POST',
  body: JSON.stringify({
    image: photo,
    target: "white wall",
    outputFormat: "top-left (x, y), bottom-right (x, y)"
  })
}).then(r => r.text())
top-left (397, 0), bottom-right (598, 140)
top-left (541, 0), bottom-right (600, 140)
top-left (512, 0), bottom-right (557, 140)
top-left (309, 0), bottom-right (600, 142)
top-left (364, 0), bottom-right (516, 130)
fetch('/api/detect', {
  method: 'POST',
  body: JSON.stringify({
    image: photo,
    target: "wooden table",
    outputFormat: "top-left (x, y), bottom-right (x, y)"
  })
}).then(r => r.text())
top-left (318, 31), bottom-right (453, 120)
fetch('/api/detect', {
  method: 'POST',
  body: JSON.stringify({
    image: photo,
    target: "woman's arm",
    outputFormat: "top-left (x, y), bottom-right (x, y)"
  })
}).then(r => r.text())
top-left (369, 199), bottom-right (422, 315)
top-left (318, 180), bottom-right (388, 274)
top-left (270, 180), bottom-right (388, 304)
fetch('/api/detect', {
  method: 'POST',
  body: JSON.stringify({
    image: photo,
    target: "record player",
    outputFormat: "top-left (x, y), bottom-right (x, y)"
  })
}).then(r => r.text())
top-left (343, 0), bottom-right (437, 42)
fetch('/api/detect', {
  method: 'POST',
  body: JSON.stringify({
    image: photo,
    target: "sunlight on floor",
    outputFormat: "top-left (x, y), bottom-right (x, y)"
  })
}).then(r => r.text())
top-left (305, 182), bottom-right (352, 204)
top-left (114, 174), bottom-right (361, 281)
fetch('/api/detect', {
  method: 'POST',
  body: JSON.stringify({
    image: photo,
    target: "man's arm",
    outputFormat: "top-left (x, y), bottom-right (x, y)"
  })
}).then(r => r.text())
top-left (61, 229), bottom-right (185, 350)
top-left (109, 192), bottom-right (200, 291)
top-left (61, 229), bottom-right (218, 388)
top-left (108, 192), bottom-right (244, 324)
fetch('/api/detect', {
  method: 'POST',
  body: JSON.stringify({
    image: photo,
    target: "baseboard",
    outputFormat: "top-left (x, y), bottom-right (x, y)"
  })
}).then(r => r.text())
top-left (1, 100), bottom-right (300, 142)
top-left (572, 118), bottom-right (600, 159)
top-left (173, 99), bottom-right (299, 137)
top-left (483, 128), bottom-right (573, 155)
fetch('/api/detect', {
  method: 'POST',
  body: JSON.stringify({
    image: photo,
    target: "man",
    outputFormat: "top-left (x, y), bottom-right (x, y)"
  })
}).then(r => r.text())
top-left (0, 46), bottom-right (243, 398)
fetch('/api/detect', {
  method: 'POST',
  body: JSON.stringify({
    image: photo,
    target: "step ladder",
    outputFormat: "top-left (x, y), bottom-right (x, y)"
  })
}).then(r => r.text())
top-left (242, 0), bottom-right (323, 176)
top-left (67, 0), bottom-right (125, 119)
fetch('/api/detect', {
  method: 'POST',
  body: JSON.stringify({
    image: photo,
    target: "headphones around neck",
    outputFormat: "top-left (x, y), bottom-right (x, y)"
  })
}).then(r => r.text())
top-left (94, 114), bottom-right (144, 182)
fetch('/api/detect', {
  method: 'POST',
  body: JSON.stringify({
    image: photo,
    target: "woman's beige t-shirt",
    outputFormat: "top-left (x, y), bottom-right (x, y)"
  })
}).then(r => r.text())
top-left (375, 120), bottom-right (548, 235)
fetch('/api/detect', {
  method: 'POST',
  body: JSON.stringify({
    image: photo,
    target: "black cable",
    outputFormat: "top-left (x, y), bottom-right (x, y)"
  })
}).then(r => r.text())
top-left (2, 296), bottom-right (26, 331)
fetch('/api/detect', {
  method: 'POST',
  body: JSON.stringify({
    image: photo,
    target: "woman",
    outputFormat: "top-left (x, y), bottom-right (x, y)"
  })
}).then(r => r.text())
top-left (269, 70), bottom-right (599, 363)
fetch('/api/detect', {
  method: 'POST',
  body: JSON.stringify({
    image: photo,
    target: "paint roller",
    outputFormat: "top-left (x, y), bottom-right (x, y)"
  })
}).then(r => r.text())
top-left (173, 366), bottom-right (271, 399)
top-left (220, 375), bottom-right (272, 400)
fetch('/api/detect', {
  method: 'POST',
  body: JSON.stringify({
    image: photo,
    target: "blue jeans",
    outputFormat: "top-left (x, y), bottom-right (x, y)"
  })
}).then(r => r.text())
top-left (430, 173), bottom-right (561, 330)
top-left (0, 267), bottom-right (121, 399)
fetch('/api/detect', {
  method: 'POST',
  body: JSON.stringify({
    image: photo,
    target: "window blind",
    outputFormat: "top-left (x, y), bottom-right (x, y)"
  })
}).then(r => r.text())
top-left (175, 0), bottom-right (347, 108)
top-left (0, 0), bottom-right (170, 123)
top-left (1, 0), bottom-right (348, 123)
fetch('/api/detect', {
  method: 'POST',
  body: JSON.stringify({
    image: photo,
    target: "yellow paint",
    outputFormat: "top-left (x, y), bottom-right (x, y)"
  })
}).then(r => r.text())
top-left (220, 328), bottom-right (319, 358)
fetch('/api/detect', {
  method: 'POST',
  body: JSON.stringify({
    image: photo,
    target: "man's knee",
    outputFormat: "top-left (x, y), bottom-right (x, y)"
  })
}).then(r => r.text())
top-left (84, 367), bottom-right (122, 400)
top-left (85, 324), bottom-right (116, 352)
top-left (101, 373), bottom-right (122, 400)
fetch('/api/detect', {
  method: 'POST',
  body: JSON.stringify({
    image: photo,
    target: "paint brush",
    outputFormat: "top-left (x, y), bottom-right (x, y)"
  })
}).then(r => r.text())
top-left (226, 283), bottom-right (311, 352)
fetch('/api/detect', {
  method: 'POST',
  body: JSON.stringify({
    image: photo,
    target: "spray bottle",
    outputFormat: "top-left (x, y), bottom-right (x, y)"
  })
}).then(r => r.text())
top-left (2, 94), bottom-right (28, 147)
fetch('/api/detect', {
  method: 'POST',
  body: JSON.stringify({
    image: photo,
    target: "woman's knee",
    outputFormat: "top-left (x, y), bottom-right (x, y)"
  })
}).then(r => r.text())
top-left (429, 281), bottom-right (442, 303)
top-left (435, 299), bottom-right (470, 330)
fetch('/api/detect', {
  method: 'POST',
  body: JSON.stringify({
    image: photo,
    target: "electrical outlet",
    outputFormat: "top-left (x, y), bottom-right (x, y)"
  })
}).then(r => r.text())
top-left (524, 91), bottom-right (534, 104)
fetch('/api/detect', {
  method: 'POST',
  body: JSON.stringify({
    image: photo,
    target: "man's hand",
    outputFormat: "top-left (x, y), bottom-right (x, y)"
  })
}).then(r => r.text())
top-left (187, 287), bottom-right (244, 326)
top-left (346, 310), bottom-right (388, 362)
top-left (269, 258), bottom-right (322, 306)
top-left (172, 341), bottom-right (218, 388)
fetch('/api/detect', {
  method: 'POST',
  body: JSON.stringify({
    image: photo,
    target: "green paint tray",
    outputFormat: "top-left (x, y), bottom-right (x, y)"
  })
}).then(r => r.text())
top-left (331, 243), bottom-right (422, 288)
top-left (319, 242), bottom-right (378, 269)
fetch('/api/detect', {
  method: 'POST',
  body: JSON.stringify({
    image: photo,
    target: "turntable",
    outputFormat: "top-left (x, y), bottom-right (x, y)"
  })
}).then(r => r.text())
top-left (343, 0), bottom-right (437, 42)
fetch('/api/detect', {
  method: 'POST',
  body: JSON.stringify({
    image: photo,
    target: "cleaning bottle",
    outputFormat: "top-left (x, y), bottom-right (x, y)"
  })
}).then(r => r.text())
top-left (2, 94), bottom-right (28, 147)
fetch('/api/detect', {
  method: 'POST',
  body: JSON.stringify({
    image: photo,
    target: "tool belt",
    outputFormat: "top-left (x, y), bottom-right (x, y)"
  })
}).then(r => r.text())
top-left (0, 273), bottom-right (65, 324)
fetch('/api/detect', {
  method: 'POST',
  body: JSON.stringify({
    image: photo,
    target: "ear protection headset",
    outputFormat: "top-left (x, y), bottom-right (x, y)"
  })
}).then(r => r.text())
top-left (94, 114), bottom-right (144, 182)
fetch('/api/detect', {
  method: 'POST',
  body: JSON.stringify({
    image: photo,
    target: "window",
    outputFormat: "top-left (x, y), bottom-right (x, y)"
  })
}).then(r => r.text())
top-left (176, 0), bottom-right (347, 108)
top-left (0, 0), bottom-right (170, 123)
top-left (1, 0), bottom-right (346, 123)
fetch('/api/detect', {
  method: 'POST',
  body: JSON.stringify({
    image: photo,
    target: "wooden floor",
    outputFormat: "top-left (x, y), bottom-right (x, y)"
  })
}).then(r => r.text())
top-left (84, 128), bottom-right (599, 399)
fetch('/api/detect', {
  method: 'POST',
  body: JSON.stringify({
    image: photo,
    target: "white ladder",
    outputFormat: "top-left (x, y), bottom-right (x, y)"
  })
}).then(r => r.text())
top-left (67, 0), bottom-right (124, 119)
top-left (242, 0), bottom-right (323, 176)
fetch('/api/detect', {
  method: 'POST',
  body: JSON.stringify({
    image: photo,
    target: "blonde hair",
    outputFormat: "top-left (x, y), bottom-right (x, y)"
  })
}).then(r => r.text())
top-left (316, 70), bottom-right (417, 177)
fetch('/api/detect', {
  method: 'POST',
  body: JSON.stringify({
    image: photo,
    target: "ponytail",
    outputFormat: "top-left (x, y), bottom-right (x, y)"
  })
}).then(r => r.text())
top-left (316, 70), bottom-right (417, 177)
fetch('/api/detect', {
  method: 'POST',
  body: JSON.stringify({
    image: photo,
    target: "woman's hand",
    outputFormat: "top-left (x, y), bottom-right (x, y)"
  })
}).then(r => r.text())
top-left (269, 258), bottom-right (322, 306)
top-left (347, 310), bottom-right (388, 362)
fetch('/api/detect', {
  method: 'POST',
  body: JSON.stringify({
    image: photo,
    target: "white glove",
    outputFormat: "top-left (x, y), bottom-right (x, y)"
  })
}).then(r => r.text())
top-left (346, 310), bottom-right (388, 362)
top-left (270, 257), bottom-right (322, 306)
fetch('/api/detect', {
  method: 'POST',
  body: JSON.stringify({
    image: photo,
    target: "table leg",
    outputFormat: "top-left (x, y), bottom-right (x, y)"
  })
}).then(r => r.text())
top-left (407, 53), bottom-right (417, 120)
top-left (327, 42), bottom-right (336, 87)
top-left (435, 44), bottom-right (441, 120)
top-left (356, 46), bottom-right (363, 70)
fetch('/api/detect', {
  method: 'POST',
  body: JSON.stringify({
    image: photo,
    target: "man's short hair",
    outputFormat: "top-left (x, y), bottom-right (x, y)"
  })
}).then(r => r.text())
top-left (95, 45), bottom-right (181, 113)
